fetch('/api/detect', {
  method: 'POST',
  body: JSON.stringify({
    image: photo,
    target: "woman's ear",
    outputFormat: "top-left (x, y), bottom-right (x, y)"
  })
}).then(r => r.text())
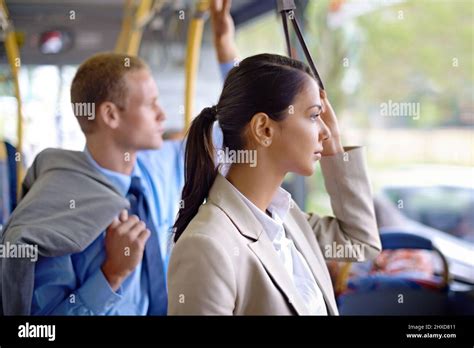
top-left (249, 112), bottom-right (274, 147)
top-left (98, 102), bottom-right (121, 130)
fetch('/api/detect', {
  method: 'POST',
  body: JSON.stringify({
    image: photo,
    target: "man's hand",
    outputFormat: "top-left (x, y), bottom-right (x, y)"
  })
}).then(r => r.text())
top-left (210, 0), bottom-right (238, 63)
top-left (320, 89), bottom-right (344, 156)
top-left (101, 210), bottom-right (151, 291)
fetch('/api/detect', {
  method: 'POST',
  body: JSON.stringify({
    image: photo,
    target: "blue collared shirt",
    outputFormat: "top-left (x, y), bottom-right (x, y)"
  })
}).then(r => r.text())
top-left (31, 140), bottom-right (184, 315)
top-left (219, 60), bottom-right (236, 79)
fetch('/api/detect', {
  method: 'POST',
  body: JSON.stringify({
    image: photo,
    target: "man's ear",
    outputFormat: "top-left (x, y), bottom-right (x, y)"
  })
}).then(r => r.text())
top-left (98, 102), bottom-right (121, 130)
top-left (249, 112), bottom-right (275, 147)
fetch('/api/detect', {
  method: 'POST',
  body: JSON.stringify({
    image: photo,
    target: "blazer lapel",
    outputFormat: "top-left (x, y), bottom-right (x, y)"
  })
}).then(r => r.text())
top-left (248, 235), bottom-right (310, 315)
top-left (208, 174), bottom-right (310, 315)
top-left (283, 214), bottom-right (338, 314)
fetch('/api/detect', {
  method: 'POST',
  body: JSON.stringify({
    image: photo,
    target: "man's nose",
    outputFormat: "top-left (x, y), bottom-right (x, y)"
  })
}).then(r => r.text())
top-left (156, 104), bottom-right (167, 122)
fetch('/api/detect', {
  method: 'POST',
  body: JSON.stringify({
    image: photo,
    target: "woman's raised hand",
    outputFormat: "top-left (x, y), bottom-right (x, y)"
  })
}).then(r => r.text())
top-left (320, 89), bottom-right (344, 156)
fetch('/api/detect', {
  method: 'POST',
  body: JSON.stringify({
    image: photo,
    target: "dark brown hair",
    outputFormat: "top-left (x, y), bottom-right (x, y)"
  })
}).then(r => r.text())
top-left (70, 52), bottom-right (148, 134)
top-left (173, 53), bottom-right (316, 242)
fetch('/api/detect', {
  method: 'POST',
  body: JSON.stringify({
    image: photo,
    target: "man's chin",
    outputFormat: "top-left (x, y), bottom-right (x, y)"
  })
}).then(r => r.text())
top-left (144, 142), bottom-right (163, 150)
top-left (136, 138), bottom-right (163, 151)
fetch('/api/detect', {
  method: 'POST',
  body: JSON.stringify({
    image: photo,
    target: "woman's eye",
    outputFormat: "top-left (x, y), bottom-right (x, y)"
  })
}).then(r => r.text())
top-left (310, 114), bottom-right (321, 121)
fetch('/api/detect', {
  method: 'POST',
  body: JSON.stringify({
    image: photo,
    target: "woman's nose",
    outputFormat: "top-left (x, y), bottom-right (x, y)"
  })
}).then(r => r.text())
top-left (318, 118), bottom-right (331, 141)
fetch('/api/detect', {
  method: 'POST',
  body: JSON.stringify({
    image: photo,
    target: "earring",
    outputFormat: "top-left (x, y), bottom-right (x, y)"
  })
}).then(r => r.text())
top-left (264, 139), bottom-right (270, 146)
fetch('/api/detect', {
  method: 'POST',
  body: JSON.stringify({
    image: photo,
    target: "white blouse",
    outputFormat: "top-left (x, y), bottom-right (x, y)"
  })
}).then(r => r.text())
top-left (229, 181), bottom-right (328, 315)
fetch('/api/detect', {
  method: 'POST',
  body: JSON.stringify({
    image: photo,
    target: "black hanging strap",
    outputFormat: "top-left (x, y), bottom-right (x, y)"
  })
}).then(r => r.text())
top-left (277, 0), bottom-right (325, 90)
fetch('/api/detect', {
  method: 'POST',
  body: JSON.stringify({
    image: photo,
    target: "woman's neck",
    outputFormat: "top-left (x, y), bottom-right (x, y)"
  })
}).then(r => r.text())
top-left (225, 160), bottom-right (285, 213)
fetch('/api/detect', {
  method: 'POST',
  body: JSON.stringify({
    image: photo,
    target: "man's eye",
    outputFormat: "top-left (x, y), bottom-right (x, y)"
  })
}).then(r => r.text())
top-left (310, 114), bottom-right (321, 121)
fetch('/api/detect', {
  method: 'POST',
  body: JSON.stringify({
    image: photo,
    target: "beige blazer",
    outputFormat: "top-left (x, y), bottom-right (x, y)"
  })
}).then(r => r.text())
top-left (168, 147), bottom-right (381, 315)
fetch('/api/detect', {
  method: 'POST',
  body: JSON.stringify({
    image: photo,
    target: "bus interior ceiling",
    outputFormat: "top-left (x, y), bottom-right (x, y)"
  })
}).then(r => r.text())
top-left (1, 0), bottom-right (285, 131)
top-left (3, 0), bottom-right (278, 66)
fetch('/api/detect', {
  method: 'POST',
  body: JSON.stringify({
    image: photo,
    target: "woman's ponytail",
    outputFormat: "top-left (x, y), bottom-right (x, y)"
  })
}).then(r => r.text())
top-left (173, 106), bottom-right (218, 242)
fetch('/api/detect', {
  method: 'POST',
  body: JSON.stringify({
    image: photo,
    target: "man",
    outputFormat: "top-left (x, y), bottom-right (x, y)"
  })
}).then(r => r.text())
top-left (30, 53), bottom-right (179, 315)
top-left (0, 0), bottom-right (237, 315)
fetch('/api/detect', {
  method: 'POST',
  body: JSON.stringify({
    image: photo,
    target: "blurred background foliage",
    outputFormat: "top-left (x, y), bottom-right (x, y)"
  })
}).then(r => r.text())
top-left (235, 0), bottom-right (472, 215)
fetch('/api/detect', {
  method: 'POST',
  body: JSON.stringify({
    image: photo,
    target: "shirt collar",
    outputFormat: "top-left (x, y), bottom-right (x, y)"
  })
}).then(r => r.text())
top-left (226, 177), bottom-right (292, 242)
top-left (83, 147), bottom-right (141, 197)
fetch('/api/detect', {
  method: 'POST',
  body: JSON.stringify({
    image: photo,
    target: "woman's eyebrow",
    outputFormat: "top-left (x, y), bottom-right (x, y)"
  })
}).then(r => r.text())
top-left (306, 104), bottom-right (322, 112)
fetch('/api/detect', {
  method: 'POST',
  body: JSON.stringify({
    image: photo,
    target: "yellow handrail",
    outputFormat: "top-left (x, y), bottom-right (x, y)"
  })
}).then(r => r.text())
top-left (116, 0), bottom-right (209, 131)
top-left (127, 0), bottom-right (153, 56)
top-left (115, 0), bottom-right (134, 54)
top-left (184, 0), bottom-right (210, 131)
top-left (115, 0), bottom-right (154, 56)
top-left (1, 0), bottom-right (24, 200)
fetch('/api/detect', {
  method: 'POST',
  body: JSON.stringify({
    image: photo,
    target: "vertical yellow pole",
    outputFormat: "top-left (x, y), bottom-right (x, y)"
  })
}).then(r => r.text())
top-left (126, 0), bottom-right (153, 56)
top-left (115, 0), bottom-right (154, 56)
top-left (115, 0), bottom-right (134, 53)
top-left (184, 0), bottom-right (210, 131)
top-left (1, 0), bottom-right (24, 199)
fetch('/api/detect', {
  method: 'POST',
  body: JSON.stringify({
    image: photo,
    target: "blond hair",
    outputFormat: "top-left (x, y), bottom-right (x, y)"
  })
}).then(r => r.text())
top-left (70, 52), bottom-right (148, 134)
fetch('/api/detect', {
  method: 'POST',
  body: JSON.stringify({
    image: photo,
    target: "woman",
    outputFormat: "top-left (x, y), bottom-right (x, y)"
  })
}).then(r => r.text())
top-left (168, 53), bottom-right (381, 315)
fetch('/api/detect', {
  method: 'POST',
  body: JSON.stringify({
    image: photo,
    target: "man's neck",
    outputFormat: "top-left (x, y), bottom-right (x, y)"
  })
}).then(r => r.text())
top-left (86, 138), bottom-right (137, 175)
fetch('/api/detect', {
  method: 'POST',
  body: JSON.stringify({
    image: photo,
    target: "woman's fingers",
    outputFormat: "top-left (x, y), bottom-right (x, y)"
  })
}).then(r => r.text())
top-left (320, 88), bottom-right (327, 100)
